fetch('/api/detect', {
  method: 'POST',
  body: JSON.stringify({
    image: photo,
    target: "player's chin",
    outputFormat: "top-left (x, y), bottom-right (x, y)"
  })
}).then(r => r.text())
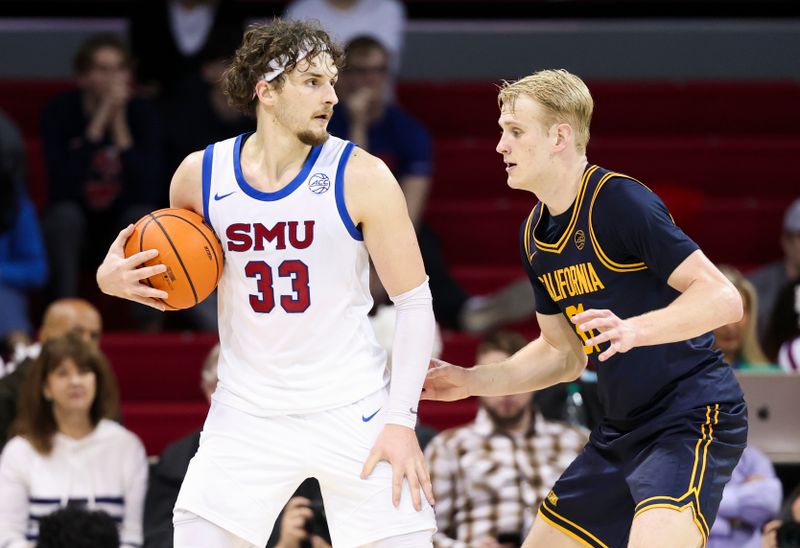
top-left (505, 174), bottom-right (522, 189)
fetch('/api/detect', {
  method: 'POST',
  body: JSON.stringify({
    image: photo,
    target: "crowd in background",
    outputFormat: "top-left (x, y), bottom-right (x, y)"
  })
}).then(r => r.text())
top-left (0, 0), bottom-right (799, 547)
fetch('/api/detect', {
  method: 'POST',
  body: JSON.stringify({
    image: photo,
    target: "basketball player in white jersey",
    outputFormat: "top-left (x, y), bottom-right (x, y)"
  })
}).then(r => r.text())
top-left (96, 20), bottom-right (436, 548)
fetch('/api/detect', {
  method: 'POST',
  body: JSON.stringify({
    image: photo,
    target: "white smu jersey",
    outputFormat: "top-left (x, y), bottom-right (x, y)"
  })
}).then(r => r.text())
top-left (202, 133), bottom-right (388, 416)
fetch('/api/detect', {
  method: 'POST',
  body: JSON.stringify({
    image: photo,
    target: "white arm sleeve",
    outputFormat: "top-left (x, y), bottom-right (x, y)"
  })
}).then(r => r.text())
top-left (385, 277), bottom-right (435, 429)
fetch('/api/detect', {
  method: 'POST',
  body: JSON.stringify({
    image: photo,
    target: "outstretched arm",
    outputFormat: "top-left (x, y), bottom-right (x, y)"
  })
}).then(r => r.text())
top-left (423, 312), bottom-right (587, 402)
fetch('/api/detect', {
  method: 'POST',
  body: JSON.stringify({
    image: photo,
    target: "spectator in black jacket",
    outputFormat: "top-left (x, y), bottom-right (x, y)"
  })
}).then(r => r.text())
top-left (40, 34), bottom-right (162, 301)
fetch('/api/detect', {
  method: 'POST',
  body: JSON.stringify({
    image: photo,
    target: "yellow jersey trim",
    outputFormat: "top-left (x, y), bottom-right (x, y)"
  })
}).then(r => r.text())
top-left (533, 165), bottom-right (599, 254)
top-left (523, 207), bottom-right (537, 261)
top-left (588, 172), bottom-right (647, 273)
top-left (633, 403), bottom-right (719, 541)
top-left (540, 499), bottom-right (609, 548)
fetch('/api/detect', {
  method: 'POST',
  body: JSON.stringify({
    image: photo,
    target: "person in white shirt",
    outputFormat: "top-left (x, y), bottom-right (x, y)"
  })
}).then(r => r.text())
top-left (0, 332), bottom-right (147, 548)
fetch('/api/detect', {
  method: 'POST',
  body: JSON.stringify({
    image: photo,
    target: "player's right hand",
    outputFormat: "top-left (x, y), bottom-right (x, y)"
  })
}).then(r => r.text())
top-left (96, 224), bottom-right (168, 311)
top-left (421, 359), bottom-right (471, 402)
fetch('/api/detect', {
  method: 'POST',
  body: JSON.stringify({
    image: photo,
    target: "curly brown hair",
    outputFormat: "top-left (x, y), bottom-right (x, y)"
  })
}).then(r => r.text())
top-left (223, 18), bottom-right (344, 116)
top-left (10, 332), bottom-right (120, 454)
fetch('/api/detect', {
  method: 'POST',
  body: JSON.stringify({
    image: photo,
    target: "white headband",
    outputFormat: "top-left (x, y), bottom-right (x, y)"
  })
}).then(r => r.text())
top-left (253, 41), bottom-right (328, 99)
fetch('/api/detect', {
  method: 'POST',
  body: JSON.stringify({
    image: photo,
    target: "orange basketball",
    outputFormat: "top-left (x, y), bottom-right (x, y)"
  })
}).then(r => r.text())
top-left (124, 208), bottom-right (223, 310)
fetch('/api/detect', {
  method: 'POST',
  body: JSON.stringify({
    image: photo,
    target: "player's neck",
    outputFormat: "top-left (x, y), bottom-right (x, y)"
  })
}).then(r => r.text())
top-left (540, 157), bottom-right (587, 216)
top-left (241, 126), bottom-right (313, 191)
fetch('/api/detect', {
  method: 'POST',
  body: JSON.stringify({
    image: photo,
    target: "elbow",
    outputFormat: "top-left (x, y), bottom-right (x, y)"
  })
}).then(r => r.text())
top-left (720, 282), bottom-right (744, 326)
top-left (562, 350), bottom-right (587, 383)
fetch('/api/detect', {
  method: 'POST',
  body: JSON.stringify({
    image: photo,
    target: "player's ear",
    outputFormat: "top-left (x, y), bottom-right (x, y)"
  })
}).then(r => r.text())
top-left (553, 123), bottom-right (573, 152)
top-left (254, 80), bottom-right (277, 105)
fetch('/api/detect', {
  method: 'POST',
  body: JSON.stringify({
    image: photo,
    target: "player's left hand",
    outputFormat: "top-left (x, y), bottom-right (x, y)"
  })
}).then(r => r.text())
top-left (571, 308), bottom-right (637, 362)
top-left (360, 424), bottom-right (435, 512)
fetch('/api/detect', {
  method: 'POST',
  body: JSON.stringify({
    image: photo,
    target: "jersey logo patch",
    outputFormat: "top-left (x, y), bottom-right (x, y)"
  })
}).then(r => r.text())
top-left (574, 229), bottom-right (586, 251)
top-left (308, 173), bottom-right (331, 194)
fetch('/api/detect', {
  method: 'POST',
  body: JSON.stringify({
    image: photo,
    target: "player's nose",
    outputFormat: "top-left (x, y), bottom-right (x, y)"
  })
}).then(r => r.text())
top-left (496, 138), bottom-right (509, 155)
top-left (325, 84), bottom-right (338, 106)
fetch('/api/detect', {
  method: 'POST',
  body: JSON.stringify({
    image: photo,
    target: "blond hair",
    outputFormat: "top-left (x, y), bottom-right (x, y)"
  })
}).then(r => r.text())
top-left (498, 69), bottom-right (593, 153)
top-left (717, 264), bottom-right (770, 366)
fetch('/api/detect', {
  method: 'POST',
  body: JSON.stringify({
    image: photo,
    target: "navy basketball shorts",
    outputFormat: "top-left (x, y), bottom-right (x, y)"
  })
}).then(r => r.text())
top-left (538, 401), bottom-right (747, 548)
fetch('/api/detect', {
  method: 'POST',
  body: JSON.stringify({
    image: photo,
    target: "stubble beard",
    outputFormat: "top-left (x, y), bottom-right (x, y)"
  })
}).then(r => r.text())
top-left (298, 128), bottom-right (329, 147)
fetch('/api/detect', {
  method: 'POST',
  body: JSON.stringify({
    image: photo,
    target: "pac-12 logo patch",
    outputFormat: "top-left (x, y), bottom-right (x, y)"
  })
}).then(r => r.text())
top-left (574, 230), bottom-right (586, 251)
top-left (308, 173), bottom-right (330, 194)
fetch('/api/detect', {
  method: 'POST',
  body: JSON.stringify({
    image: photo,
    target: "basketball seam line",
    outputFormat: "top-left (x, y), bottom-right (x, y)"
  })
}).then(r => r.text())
top-left (157, 213), bottom-right (223, 281)
top-left (149, 213), bottom-right (199, 306)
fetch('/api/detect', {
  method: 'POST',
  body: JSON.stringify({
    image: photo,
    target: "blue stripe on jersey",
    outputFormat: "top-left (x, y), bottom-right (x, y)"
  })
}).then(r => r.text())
top-left (232, 132), bottom-right (323, 201)
top-left (202, 143), bottom-right (214, 228)
top-left (335, 142), bottom-right (363, 241)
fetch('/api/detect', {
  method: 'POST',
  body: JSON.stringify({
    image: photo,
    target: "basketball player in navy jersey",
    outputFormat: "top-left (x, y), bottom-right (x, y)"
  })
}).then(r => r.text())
top-left (422, 69), bottom-right (747, 548)
top-left (97, 20), bottom-right (436, 548)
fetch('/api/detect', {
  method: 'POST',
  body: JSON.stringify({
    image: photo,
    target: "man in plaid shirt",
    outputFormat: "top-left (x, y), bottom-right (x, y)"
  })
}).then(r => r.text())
top-left (424, 331), bottom-right (588, 548)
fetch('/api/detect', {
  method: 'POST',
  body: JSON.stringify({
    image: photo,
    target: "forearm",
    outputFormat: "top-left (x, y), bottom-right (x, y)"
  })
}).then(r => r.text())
top-left (111, 113), bottom-right (133, 151)
top-left (628, 278), bottom-right (741, 347)
top-left (467, 336), bottom-right (585, 397)
top-left (385, 278), bottom-right (435, 428)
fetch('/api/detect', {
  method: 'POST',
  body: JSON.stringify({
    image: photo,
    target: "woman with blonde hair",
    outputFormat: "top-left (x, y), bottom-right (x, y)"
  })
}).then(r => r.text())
top-left (0, 331), bottom-right (147, 547)
top-left (715, 265), bottom-right (776, 370)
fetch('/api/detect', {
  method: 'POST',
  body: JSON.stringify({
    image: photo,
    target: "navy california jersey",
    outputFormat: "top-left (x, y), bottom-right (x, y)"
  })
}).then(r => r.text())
top-left (521, 164), bottom-right (743, 425)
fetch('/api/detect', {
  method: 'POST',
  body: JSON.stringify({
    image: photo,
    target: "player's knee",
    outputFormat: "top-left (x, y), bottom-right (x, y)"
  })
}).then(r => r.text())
top-left (360, 528), bottom-right (434, 548)
top-left (629, 507), bottom-right (702, 548)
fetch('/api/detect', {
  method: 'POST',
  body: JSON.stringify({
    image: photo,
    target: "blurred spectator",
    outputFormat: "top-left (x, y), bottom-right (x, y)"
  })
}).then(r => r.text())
top-left (0, 333), bottom-right (146, 547)
top-left (145, 29), bottom-right (253, 333)
top-left (714, 265), bottom-right (776, 370)
top-left (161, 30), bottom-right (253, 186)
top-left (749, 198), bottom-right (800, 344)
top-left (40, 34), bottom-right (162, 301)
top-left (0, 298), bottom-right (102, 450)
top-left (762, 483), bottom-right (800, 548)
top-left (129, 0), bottom-right (245, 100)
top-left (0, 110), bottom-right (48, 352)
top-left (424, 330), bottom-right (588, 548)
top-left (37, 505), bottom-right (120, 548)
top-left (142, 342), bottom-right (218, 547)
top-left (764, 277), bottom-right (800, 372)
top-left (284, 0), bottom-right (406, 72)
top-left (708, 445), bottom-right (782, 548)
top-left (330, 36), bottom-right (535, 333)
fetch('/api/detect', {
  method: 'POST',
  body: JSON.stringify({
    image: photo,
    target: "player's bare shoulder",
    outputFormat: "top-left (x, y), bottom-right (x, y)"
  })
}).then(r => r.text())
top-left (343, 147), bottom-right (404, 224)
top-left (169, 150), bottom-right (205, 214)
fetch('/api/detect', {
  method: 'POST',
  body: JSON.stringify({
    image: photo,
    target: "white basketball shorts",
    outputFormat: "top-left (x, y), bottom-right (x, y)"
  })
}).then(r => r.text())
top-left (174, 387), bottom-right (436, 547)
